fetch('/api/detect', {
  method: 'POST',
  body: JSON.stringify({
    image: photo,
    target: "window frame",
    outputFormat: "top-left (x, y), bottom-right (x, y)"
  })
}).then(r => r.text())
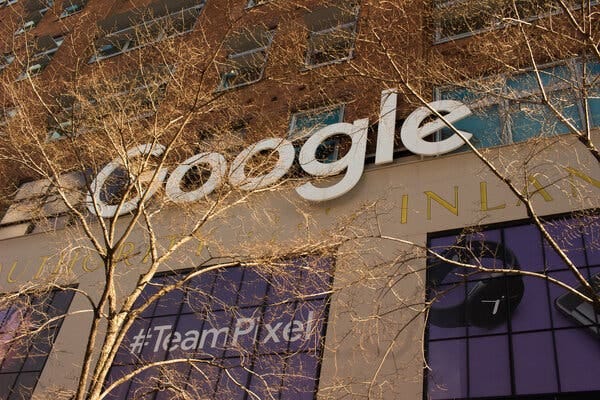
top-left (434, 58), bottom-right (590, 149)
top-left (16, 35), bottom-right (64, 81)
top-left (433, 0), bottom-right (599, 44)
top-left (245, 0), bottom-right (269, 8)
top-left (89, 3), bottom-right (205, 63)
top-left (216, 29), bottom-right (275, 91)
top-left (288, 104), bottom-right (345, 163)
top-left (59, 0), bottom-right (86, 18)
top-left (105, 259), bottom-right (334, 399)
top-left (304, 4), bottom-right (359, 68)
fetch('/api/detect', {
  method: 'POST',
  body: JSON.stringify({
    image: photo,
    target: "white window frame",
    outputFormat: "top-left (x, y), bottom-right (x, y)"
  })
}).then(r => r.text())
top-left (0, 53), bottom-right (15, 72)
top-left (16, 36), bottom-right (64, 81)
top-left (305, 5), bottom-right (359, 68)
top-left (1, 0), bottom-right (20, 6)
top-left (217, 30), bottom-right (274, 91)
top-left (246, 0), bottom-right (268, 8)
top-left (89, 3), bottom-right (205, 63)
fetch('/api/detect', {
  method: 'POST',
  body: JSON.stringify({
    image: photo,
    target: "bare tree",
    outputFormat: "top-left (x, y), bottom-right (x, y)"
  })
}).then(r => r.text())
top-left (0, 1), bottom-right (598, 400)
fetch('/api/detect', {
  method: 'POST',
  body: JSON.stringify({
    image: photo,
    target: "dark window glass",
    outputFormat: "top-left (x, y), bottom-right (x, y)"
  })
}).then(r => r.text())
top-left (425, 214), bottom-right (600, 399)
top-left (0, 289), bottom-right (75, 400)
top-left (106, 257), bottom-right (334, 399)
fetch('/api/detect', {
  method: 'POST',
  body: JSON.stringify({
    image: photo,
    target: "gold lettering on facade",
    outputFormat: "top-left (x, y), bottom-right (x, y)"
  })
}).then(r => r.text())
top-left (82, 253), bottom-right (102, 272)
top-left (425, 187), bottom-right (459, 220)
top-left (6, 261), bottom-right (21, 283)
top-left (33, 256), bottom-right (51, 280)
top-left (564, 167), bottom-right (600, 197)
top-left (115, 242), bottom-right (136, 267)
top-left (401, 194), bottom-right (408, 224)
top-left (517, 176), bottom-right (554, 205)
top-left (480, 182), bottom-right (506, 211)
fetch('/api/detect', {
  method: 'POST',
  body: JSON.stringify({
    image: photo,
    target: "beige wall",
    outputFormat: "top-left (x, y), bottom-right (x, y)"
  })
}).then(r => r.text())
top-left (0, 134), bottom-right (598, 399)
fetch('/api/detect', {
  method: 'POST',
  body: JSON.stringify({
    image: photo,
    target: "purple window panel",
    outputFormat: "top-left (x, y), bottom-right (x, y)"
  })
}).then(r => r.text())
top-left (427, 283), bottom-right (467, 340)
top-left (181, 272), bottom-right (215, 314)
top-left (512, 331), bottom-right (558, 395)
top-left (427, 215), bottom-right (600, 400)
top-left (503, 224), bottom-right (544, 273)
top-left (555, 328), bottom-right (600, 392)
top-left (427, 339), bottom-right (468, 399)
top-left (247, 354), bottom-right (284, 399)
top-left (468, 335), bottom-right (511, 398)
top-left (509, 276), bottom-right (552, 332)
top-left (281, 353), bottom-right (319, 400)
top-left (237, 268), bottom-right (269, 307)
top-left (215, 361), bottom-right (250, 399)
top-left (211, 266), bottom-right (244, 310)
top-left (543, 219), bottom-right (587, 271)
top-left (257, 302), bottom-right (296, 355)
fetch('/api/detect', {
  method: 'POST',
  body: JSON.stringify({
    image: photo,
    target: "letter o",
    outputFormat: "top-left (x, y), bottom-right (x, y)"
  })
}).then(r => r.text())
top-left (229, 138), bottom-right (295, 191)
top-left (165, 152), bottom-right (227, 203)
top-left (86, 144), bottom-right (167, 218)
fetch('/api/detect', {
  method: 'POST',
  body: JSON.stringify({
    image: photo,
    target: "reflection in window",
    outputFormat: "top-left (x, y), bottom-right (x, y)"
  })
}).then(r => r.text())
top-left (60, 0), bottom-right (86, 18)
top-left (289, 105), bottom-right (344, 163)
top-left (217, 28), bottom-right (274, 91)
top-left (105, 258), bottom-right (333, 399)
top-left (16, 35), bottom-right (64, 81)
top-left (434, 0), bottom-right (566, 43)
top-left (304, 3), bottom-right (359, 67)
top-left (426, 214), bottom-right (600, 399)
top-left (0, 290), bottom-right (75, 400)
top-left (89, 0), bottom-right (205, 63)
top-left (437, 59), bottom-right (592, 149)
top-left (13, 1), bottom-right (53, 35)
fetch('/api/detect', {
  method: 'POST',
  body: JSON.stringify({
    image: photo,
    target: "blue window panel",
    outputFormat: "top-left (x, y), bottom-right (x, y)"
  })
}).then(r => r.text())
top-left (507, 65), bottom-right (581, 140)
top-left (455, 105), bottom-right (503, 148)
top-left (506, 65), bottom-right (572, 93)
top-left (585, 61), bottom-right (600, 127)
top-left (439, 87), bottom-right (503, 148)
top-left (292, 107), bottom-right (343, 134)
top-left (509, 97), bottom-right (580, 142)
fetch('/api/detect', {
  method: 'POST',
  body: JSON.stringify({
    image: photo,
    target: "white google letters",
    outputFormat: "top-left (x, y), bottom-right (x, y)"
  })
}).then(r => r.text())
top-left (87, 89), bottom-right (473, 217)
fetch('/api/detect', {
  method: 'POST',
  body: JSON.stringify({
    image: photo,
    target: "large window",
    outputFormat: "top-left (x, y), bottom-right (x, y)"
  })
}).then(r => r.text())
top-left (303, 3), bottom-right (359, 67)
top-left (288, 104), bottom-right (344, 163)
top-left (436, 59), bottom-right (597, 149)
top-left (105, 258), bottom-right (333, 399)
top-left (426, 213), bottom-right (600, 399)
top-left (89, 0), bottom-right (205, 63)
top-left (47, 66), bottom-right (171, 141)
top-left (0, 289), bottom-right (75, 400)
top-left (217, 28), bottom-right (274, 91)
top-left (14, 1), bottom-right (53, 35)
top-left (434, 0), bottom-right (567, 43)
top-left (16, 35), bottom-right (64, 81)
